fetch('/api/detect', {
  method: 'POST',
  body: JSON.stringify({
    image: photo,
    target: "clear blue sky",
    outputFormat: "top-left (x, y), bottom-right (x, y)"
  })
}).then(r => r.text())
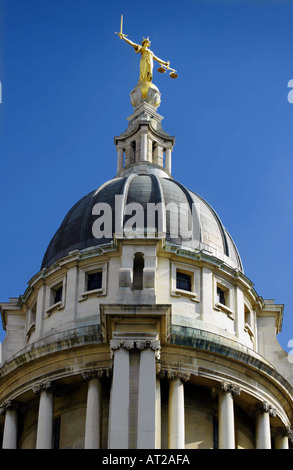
top-left (1, 0), bottom-right (293, 353)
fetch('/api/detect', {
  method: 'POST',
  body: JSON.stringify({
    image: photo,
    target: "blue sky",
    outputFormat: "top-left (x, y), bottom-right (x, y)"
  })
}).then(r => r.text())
top-left (0, 0), bottom-right (293, 353)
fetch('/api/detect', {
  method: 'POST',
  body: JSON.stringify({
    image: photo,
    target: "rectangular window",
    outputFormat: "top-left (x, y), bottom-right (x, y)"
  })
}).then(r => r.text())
top-left (176, 271), bottom-right (192, 292)
top-left (217, 286), bottom-right (226, 305)
top-left (54, 285), bottom-right (63, 304)
top-left (87, 271), bottom-right (102, 291)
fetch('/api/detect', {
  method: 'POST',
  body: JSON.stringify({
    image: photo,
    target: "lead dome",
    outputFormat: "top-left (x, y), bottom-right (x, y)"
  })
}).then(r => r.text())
top-left (42, 169), bottom-right (242, 272)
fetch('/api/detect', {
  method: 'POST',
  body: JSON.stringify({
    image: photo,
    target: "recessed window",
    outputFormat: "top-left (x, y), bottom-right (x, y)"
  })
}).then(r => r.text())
top-left (79, 263), bottom-right (108, 301)
top-left (133, 252), bottom-right (144, 290)
top-left (171, 262), bottom-right (199, 302)
top-left (54, 285), bottom-right (63, 304)
top-left (217, 286), bottom-right (226, 305)
top-left (46, 280), bottom-right (65, 316)
top-left (26, 302), bottom-right (37, 339)
top-left (87, 271), bottom-right (102, 291)
top-left (214, 279), bottom-right (234, 319)
top-left (176, 271), bottom-right (192, 292)
top-left (244, 304), bottom-right (251, 325)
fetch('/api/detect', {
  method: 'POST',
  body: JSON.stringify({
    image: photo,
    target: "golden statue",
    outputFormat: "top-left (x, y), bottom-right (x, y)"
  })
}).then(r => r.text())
top-left (116, 15), bottom-right (178, 83)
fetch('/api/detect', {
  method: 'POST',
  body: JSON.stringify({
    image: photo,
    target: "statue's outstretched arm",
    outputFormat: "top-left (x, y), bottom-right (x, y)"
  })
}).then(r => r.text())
top-left (153, 54), bottom-right (170, 69)
top-left (119, 33), bottom-right (140, 51)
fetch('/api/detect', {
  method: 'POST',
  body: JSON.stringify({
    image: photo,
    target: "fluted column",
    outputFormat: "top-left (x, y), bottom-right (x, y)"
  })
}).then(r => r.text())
top-left (33, 380), bottom-right (55, 449)
top-left (136, 339), bottom-right (160, 449)
top-left (218, 382), bottom-right (240, 449)
top-left (255, 401), bottom-right (275, 449)
top-left (0, 400), bottom-right (19, 449)
top-left (108, 339), bottom-right (132, 449)
top-left (274, 426), bottom-right (292, 449)
top-left (167, 370), bottom-right (190, 449)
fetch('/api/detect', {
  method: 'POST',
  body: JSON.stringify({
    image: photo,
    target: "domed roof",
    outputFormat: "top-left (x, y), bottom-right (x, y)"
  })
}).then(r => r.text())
top-left (41, 169), bottom-right (243, 272)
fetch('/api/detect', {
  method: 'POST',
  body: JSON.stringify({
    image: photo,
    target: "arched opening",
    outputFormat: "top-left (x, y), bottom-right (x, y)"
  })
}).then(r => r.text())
top-left (133, 252), bottom-right (144, 290)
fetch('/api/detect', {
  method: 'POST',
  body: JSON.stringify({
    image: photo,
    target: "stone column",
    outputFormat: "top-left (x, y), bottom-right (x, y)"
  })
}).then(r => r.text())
top-left (33, 380), bottom-right (55, 449)
top-left (218, 382), bottom-right (240, 449)
top-left (165, 147), bottom-right (172, 174)
top-left (83, 370), bottom-right (105, 449)
top-left (0, 400), bottom-right (19, 449)
top-left (167, 370), bottom-right (190, 449)
top-left (155, 376), bottom-right (162, 449)
top-left (108, 339), bottom-right (133, 449)
top-left (136, 339), bottom-right (160, 449)
top-left (274, 426), bottom-right (292, 449)
top-left (117, 147), bottom-right (124, 173)
top-left (140, 131), bottom-right (148, 162)
top-left (255, 401), bottom-right (275, 449)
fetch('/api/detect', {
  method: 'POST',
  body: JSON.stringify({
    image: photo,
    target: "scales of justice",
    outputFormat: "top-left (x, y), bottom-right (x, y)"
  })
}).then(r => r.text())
top-left (115, 15), bottom-right (178, 109)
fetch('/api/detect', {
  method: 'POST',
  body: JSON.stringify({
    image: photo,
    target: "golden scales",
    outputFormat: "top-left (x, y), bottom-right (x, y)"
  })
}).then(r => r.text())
top-left (157, 65), bottom-right (178, 79)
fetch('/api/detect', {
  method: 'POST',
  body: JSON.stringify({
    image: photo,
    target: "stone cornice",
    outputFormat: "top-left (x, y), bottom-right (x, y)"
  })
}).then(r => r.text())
top-left (170, 325), bottom-right (293, 398)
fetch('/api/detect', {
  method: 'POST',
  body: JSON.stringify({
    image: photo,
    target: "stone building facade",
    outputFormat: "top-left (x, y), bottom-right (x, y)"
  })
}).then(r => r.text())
top-left (0, 79), bottom-right (292, 449)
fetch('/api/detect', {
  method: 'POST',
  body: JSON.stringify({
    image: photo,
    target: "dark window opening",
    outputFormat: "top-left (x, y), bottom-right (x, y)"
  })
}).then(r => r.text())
top-left (176, 271), bottom-right (192, 292)
top-left (133, 252), bottom-right (144, 290)
top-left (217, 286), bottom-right (226, 305)
top-left (131, 141), bottom-right (136, 163)
top-left (87, 271), bottom-right (102, 291)
top-left (53, 417), bottom-right (61, 449)
top-left (213, 416), bottom-right (218, 449)
top-left (54, 286), bottom-right (63, 304)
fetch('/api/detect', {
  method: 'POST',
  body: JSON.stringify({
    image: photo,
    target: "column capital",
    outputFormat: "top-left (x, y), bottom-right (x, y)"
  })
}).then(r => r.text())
top-left (219, 381), bottom-right (241, 397)
top-left (82, 366), bottom-right (112, 381)
top-left (274, 425), bottom-right (293, 439)
top-left (110, 338), bottom-right (161, 358)
top-left (255, 400), bottom-right (277, 417)
top-left (156, 363), bottom-right (191, 382)
top-left (167, 369), bottom-right (190, 383)
top-left (32, 379), bottom-right (56, 395)
top-left (0, 399), bottom-right (20, 415)
top-left (136, 339), bottom-right (161, 359)
top-left (110, 339), bottom-right (135, 354)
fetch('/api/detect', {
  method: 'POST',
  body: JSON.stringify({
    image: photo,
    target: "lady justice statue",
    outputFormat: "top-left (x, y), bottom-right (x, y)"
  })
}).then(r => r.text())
top-left (116, 15), bottom-right (177, 108)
